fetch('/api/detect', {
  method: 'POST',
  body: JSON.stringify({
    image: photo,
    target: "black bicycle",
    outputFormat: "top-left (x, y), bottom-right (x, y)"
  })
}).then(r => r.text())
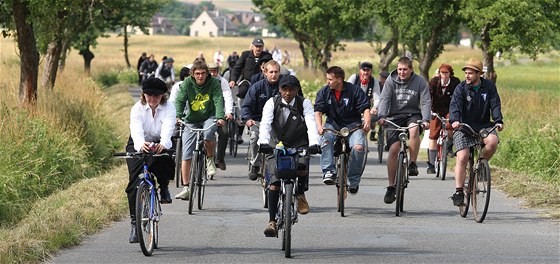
top-left (377, 124), bottom-right (385, 163)
top-left (114, 150), bottom-right (173, 256)
top-left (180, 120), bottom-right (217, 214)
top-left (260, 145), bottom-right (319, 258)
top-left (173, 122), bottom-right (185, 188)
top-left (323, 125), bottom-right (366, 217)
top-left (458, 123), bottom-right (499, 223)
top-left (383, 119), bottom-right (421, 216)
top-left (246, 124), bottom-right (269, 208)
top-left (227, 102), bottom-right (241, 157)
top-left (432, 113), bottom-right (451, 180)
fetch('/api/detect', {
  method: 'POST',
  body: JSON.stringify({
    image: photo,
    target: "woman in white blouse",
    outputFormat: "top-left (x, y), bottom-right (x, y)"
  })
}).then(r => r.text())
top-left (125, 77), bottom-right (176, 243)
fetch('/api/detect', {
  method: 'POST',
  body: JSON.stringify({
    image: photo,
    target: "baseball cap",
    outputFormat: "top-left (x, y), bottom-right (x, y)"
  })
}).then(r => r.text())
top-left (360, 62), bottom-right (373, 70)
top-left (252, 38), bottom-right (264, 46)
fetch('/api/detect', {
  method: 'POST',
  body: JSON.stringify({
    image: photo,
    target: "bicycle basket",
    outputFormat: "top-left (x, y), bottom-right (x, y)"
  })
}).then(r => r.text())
top-left (275, 152), bottom-right (298, 179)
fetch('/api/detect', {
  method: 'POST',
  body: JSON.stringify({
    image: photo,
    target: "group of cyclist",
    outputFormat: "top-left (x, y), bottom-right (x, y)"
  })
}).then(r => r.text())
top-left (124, 37), bottom-right (504, 243)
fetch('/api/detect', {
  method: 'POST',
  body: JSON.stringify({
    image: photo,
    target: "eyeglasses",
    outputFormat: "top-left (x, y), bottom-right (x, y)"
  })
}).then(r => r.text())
top-left (193, 71), bottom-right (207, 76)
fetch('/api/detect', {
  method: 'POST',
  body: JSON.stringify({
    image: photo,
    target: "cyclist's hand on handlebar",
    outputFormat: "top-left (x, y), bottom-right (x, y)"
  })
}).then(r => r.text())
top-left (451, 121), bottom-right (460, 129)
top-left (258, 144), bottom-right (273, 154)
top-left (217, 119), bottom-right (225, 126)
top-left (245, 119), bottom-right (256, 127)
top-left (229, 81), bottom-right (235, 88)
top-left (308, 144), bottom-right (322, 155)
top-left (362, 122), bottom-right (371, 133)
top-left (422, 121), bottom-right (430, 130)
top-left (225, 113), bottom-right (233, 121)
top-left (378, 118), bottom-right (386, 126)
top-left (496, 123), bottom-right (504, 131)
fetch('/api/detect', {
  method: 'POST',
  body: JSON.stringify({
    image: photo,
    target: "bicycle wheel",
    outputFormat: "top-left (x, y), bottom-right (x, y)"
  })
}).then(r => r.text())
top-left (175, 137), bottom-right (183, 188)
top-left (198, 153), bottom-right (207, 210)
top-left (232, 124), bottom-right (239, 157)
top-left (360, 139), bottom-right (368, 175)
top-left (337, 154), bottom-right (347, 217)
top-left (283, 183), bottom-right (293, 258)
top-left (473, 159), bottom-right (491, 223)
top-left (228, 120), bottom-right (235, 156)
top-left (440, 139), bottom-right (448, 181)
top-left (135, 182), bottom-right (155, 256)
top-left (395, 152), bottom-right (405, 216)
top-left (188, 151), bottom-right (199, 215)
top-left (377, 126), bottom-right (384, 163)
top-left (459, 158), bottom-right (474, 217)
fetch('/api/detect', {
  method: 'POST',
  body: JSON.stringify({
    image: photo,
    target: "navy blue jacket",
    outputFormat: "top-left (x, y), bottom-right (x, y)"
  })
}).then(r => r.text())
top-left (241, 74), bottom-right (303, 122)
top-left (449, 78), bottom-right (503, 132)
top-left (314, 82), bottom-right (370, 130)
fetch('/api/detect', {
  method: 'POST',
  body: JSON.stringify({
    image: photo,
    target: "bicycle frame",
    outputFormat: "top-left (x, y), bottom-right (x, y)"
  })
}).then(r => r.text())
top-left (432, 113), bottom-right (450, 180)
top-left (383, 119), bottom-right (421, 216)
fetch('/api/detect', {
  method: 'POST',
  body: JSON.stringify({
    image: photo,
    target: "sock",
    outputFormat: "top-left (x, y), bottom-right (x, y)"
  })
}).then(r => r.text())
top-left (456, 187), bottom-right (463, 193)
top-left (428, 149), bottom-right (437, 164)
top-left (268, 189), bottom-right (279, 222)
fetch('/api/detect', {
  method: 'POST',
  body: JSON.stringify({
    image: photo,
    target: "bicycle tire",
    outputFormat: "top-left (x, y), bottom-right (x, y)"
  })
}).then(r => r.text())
top-left (197, 153), bottom-right (206, 210)
top-left (440, 139), bottom-right (448, 181)
top-left (228, 120), bottom-right (235, 156)
top-left (377, 126), bottom-right (384, 163)
top-left (188, 151), bottom-right (199, 215)
top-left (395, 152), bottom-right (405, 216)
top-left (284, 182), bottom-right (293, 258)
top-left (175, 137), bottom-right (183, 188)
top-left (460, 158), bottom-right (474, 217)
top-left (135, 182), bottom-right (155, 256)
top-left (337, 154), bottom-right (347, 217)
top-left (473, 159), bottom-right (491, 223)
top-left (233, 123), bottom-right (239, 157)
top-left (360, 139), bottom-right (368, 175)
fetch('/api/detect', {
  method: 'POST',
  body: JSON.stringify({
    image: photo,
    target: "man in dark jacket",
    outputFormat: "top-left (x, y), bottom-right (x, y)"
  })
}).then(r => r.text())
top-left (448, 58), bottom-right (503, 207)
top-left (314, 66), bottom-right (371, 195)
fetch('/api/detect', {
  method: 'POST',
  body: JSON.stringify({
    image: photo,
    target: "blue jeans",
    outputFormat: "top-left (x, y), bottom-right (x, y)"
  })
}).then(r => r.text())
top-left (320, 123), bottom-right (367, 187)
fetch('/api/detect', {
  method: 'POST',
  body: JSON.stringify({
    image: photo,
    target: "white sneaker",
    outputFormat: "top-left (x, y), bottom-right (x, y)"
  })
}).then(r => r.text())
top-left (174, 186), bottom-right (189, 200)
top-left (206, 157), bottom-right (217, 176)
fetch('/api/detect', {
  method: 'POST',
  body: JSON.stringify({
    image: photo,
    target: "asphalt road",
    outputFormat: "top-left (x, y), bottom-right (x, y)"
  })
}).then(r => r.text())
top-left (50, 87), bottom-right (559, 263)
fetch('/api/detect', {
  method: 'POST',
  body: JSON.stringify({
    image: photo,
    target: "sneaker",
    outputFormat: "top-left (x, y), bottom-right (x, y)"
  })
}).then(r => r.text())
top-left (384, 186), bottom-right (396, 204)
top-left (159, 187), bottom-right (172, 204)
top-left (206, 157), bottom-right (217, 176)
top-left (174, 186), bottom-right (189, 200)
top-left (129, 223), bottom-right (138, 243)
top-left (264, 221), bottom-right (277, 237)
top-left (452, 191), bottom-right (465, 206)
top-left (215, 159), bottom-right (226, 171)
top-left (248, 166), bottom-right (260, 181)
top-left (408, 162), bottom-right (419, 176)
top-left (348, 186), bottom-right (359, 195)
top-left (297, 194), bottom-right (309, 214)
top-left (322, 172), bottom-right (335, 185)
top-left (426, 162), bottom-right (436, 174)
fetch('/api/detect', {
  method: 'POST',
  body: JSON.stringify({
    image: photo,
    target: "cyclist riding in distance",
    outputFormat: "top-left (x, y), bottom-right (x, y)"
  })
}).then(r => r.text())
top-left (241, 60), bottom-right (302, 181)
top-left (314, 66), bottom-right (371, 195)
top-left (156, 57), bottom-right (176, 85)
top-left (377, 56), bottom-right (431, 204)
top-left (426, 63), bottom-right (461, 174)
top-left (169, 65), bottom-right (190, 104)
top-left (139, 54), bottom-right (158, 82)
top-left (208, 62), bottom-right (234, 171)
top-left (174, 60), bottom-right (225, 200)
top-left (125, 77), bottom-right (176, 243)
top-left (449, 58), bottom-right (504, 207)
top-left (229, 38), bottom-right (273, 140)
top-left (347, 61), bottom-right (381, 141)
top-left (257, 75), bottom-right (321, 237)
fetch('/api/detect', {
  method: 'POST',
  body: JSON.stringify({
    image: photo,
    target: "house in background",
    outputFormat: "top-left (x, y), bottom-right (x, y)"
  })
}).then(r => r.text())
top-left (151, 13), bottom-right (179, 35)
top-left (189, 10), bottom-right (239, 37)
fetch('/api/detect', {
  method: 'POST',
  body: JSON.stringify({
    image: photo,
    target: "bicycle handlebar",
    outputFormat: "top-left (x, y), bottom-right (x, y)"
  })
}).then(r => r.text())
top-left (383, 119), bottom-right (421, 131)
top-left (456, 123), bottom-right (499, 139)
top-left (113, 149), bottom-right (174, 158)
top-left (177, 119), bottom-right (218, 132)
top-left (431, 112), bottom-right (449, 122)
top-left (322, 125), bottom-right (363, 137)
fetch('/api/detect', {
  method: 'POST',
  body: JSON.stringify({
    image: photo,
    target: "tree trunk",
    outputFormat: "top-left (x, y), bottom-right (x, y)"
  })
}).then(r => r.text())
top-left (418, 30), bottom-right (440, 82)
top-left (480, 23), bottom-right (497, 83)
top-left (378, 27), bottom-right (399, 72)
top-left (12, 0), bottom-right (39, 107)
top-left (123, 25), bottom-right (131, 68)
top-left (41, 40), bottom-right (63, 90)
top-left (79, 47), bottom-right (95, 76)
top-left (58, 39), bottom-right (70, 72)
top-left (298, 41), bottom-right (309, 68)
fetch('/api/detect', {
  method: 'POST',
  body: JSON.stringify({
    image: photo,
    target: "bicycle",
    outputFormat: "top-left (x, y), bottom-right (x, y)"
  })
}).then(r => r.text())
top-left (377, 124), bottom-right (385, 163)
top-left (457, 123), bottom-right (499, 223)
top-left (227, 102), bottom-right (241, 157)
top-left (432, 113), bottom-right (451, 180)
top-left (260, 146), bottom-right (319, 258)
top-left (180, 120), bottom-right (217, 214)
top-left (114, 150), bottom-right (174, 256)
top-left (323, 125), bottom-right (366, 217)
top-left (383, 119), bottom-right (421, 216)
top-left (173, 122), bottom-right (185, 188)
top-left (246, 124), bottom-right (269, 208)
